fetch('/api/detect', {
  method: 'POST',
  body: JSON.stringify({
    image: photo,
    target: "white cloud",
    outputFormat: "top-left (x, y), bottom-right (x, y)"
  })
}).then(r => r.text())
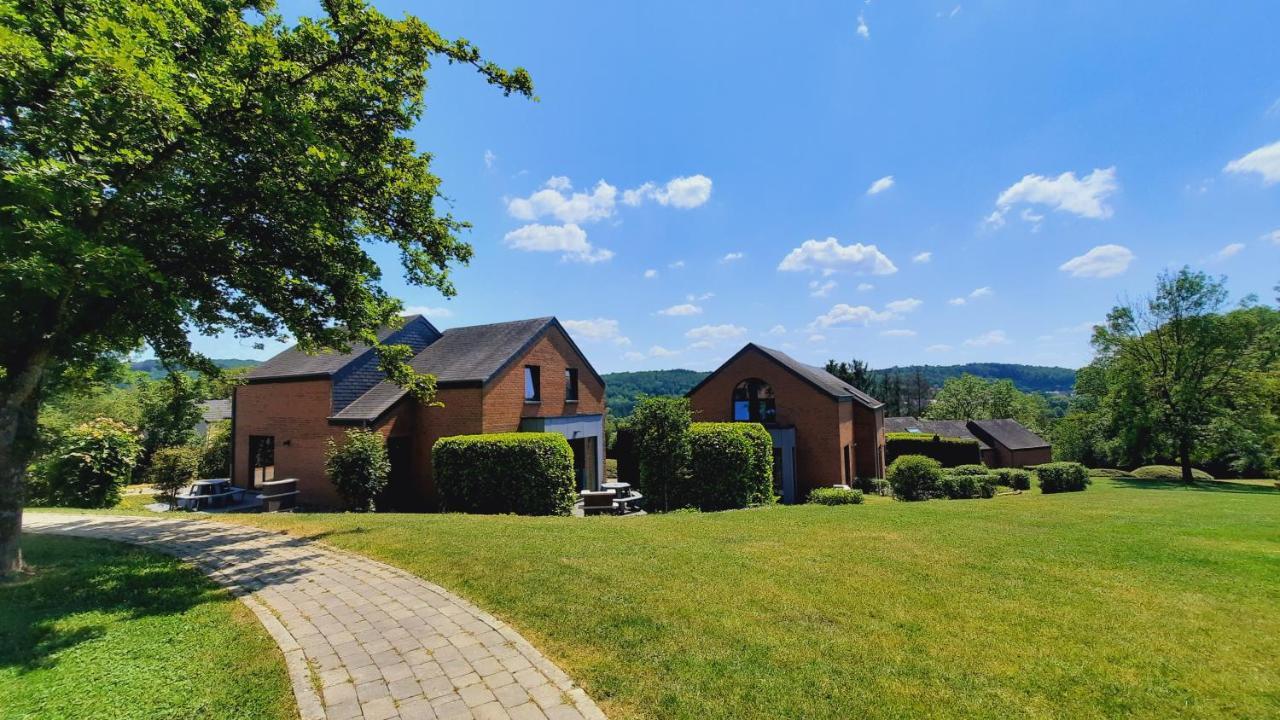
top-left (983, 209), bottom-right (1007, 229)
top-left (483, 150), bottom-right (496, 169)
top-left (949, 297), bottom-right (966, 306)
top-left (1268, 98), bottom-right (1280, 117)
top-left (767, 324), bottom-right (787, 336)
top-left (1020, 208), bottom-right (1044, 232)
top-left (969, 286), bottom-right (993, 299)
top-left (778, 237), bottom-right (898, 275)
top-left (643, 269), bottom-right (658, 279)
top-left (911, 251), bottom-right (932, 263)
top-left (990, 167), bottom-right (1119, 223)
top-left (623, 351), bottom-right (645, 362)
top-left (926, 344), bottom-right (952, 353)
top-left (808, 334), bottom-right (827, 344)
top-left (1215, 242), bottom-right (1245, 260)
top-left (1058, 244), bottom-right (1135, 278)
top-left (561, 318), bottom-right (630, 346)
top-left (810, 304), bottom-right (893, 329)
top-left (658, 303), bottom-right (703, 317)
top-left (669, 260), bottom-right (686, 269)
top-left (648, 345), bottom-right (680, 358)
top-left (687, 292), bottom-right (715, 302)
top-left (857, 282), bottom-right (875, 292)
top-left (880, 329), bottom-right (917, 338)
top-left (964, 330), bottom-right (1009, 347)
top-left (808, 279), bottom-right (837, 297)
top-left (856, 12), bottom-right (869, 38)
top-left (1265, 229), bottom-right (1280, 245)
top-left (1224, 140), bottom-right (1280, 185)
top-left (623, 174), bottom-right (714, 208)
top-left (507, 178), bottom-right (618, 224)
top-left (866, 175), bottom-right (894, 195)
top-left (502, 223), bottom-right (613, 263)
top-left (721, 252), bottom-right (745, 263)
top-left (885, 298), bottom-right (923, 314)
top-left (404, 305), bottom-right (453, 318)
top-left (685, 324), bottom-right (747, 342)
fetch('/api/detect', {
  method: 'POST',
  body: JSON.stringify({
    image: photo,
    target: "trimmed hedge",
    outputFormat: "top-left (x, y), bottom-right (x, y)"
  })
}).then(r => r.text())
top-left (950, 464), bottom-right (990, 476)
top-left (993, 468), bottom-right (1033, 490)
top-left (939, 473), bottom-right (998, 499)
top-left (887, 454), bottom-right (944, 501)
top-left (687, 422), bottom-right (774, 511)
top-left (885, 434), bottom-right (981, 468)
top-left (434, 433), bottom-right (576, 516)
top-left (1131, 465), bottom-right (1214, 481)
top-left (1036, 462), bottom-right (1091, 493)
top-left (808, 487), bottom-right (864, 505)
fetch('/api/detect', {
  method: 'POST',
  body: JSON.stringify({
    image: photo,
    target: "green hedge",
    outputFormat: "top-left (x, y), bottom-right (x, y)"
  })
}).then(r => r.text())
top-left (434, 433), bottom-right (576, 516)
top-left (887, 454), bottom-right (944, 501)
top-left (1087, 468), bottom-right (1136, 478)
top-left (1036, 462), bottom-right (1091, 493)
top-left (950, 464), bottom-right (989, 476)
top-left (885, 435), bottom-right (981, 468)
top-left (1131, 465), bottom-right (1214, 481)
top-left (993, 468), bottom-right (1033, 490)
top-left (808, 487), bottom-right (864, 505)
top-left (939, 473), bottom-right (998, 499)
top-left (687, 422), bottom-right (773, 511)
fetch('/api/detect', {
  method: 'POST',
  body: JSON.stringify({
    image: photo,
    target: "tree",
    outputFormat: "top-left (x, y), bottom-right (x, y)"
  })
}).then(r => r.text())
top-left (1093, 268), bottom-right (1275, 482)
top-left (325, 428), bottom-right (390, 512)
top-left (146, 445), bottom-right (201, 508)
top-left (0, 0), bottom-right (533, 573)
top-left (630, 396), bottom-right (693, 511)
top-left (925, 373), bottom-right (1051, 434)
top-left (136, 371), bottom-right (204, 473)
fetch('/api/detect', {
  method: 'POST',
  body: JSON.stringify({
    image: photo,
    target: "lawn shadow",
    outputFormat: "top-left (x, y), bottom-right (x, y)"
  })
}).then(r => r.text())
top-left (1108, 477), bottom-right (1278, 495)
top-left (0, 535), bottom-right (229, 673)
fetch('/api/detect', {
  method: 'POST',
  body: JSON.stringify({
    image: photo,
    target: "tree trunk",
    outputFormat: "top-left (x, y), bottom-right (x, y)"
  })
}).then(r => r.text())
top-left (0, 356), bottom-right (48, 577)
top-left (1178, 435), bottom-right (1194, 484)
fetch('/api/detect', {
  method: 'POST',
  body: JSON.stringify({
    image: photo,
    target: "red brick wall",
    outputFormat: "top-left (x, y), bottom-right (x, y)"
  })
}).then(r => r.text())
top-left (408, 386), bottom-right (484, 504)
top-left (482, 328), bottom-right (606, 433)
top-left (853, 403), bottom-right (886, 479)
top-left (234, 379), bottom-right (345, 507)
top-left (1009, 446), bottom-right (1052, 468)
top-left (687, 347), bottom-right (845, 497)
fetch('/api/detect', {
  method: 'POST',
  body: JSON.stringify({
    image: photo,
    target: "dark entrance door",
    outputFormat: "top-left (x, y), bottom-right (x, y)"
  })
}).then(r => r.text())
top-left (378, 436), bottom-right (417, 511)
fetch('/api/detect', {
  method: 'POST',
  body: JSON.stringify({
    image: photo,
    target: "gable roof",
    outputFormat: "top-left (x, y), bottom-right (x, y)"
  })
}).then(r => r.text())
top-left (687, 343), bottom-right (884, 409)
top-left (331, 317), bottom-right (602, 423)
top-left (885, 416), bottom-right (991, 450)
top-left (967, 418), bottom-right (1050, 450)
top-left (245, 315), bottom-right (436, 382)
top-left (200, 399), bottom-right (232, 424)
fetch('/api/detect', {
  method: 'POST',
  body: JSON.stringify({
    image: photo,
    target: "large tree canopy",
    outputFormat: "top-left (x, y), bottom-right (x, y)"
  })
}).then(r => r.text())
top-left (0, 0), bottom-right (532, 573)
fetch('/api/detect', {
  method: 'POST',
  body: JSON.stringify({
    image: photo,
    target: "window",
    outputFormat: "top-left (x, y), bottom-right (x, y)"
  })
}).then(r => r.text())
top-left (731, 378), bottom-right (776, 423)
top-left (565, 368), bottom-right (579, 402)
top-left (524, 365), bottom-right (541, 402)
top-left (248, 435), bottom-right (275, 489)
top-left (843, 445), bottom-right (852, 484)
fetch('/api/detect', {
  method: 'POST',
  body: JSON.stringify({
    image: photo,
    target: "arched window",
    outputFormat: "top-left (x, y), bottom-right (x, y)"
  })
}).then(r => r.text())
top-left (732, 378), bottom-right (776, 423)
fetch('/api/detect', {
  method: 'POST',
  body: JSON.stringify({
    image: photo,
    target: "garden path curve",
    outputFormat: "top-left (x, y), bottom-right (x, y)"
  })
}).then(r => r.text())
top-left (24, 513), bottom-right (605, 720)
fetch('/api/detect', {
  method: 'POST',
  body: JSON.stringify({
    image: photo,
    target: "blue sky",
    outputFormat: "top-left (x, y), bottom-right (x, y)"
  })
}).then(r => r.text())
top-left (190, 0), bottom-right (1280, 373)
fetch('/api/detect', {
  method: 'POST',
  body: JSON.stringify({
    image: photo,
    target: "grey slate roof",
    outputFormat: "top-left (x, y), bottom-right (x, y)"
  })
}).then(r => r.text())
top-left (245, 315), bottom-right (426, 381)
top-left (885, 416), bottom-right (991, 450)
top-left (200, 399), bottom-right (232, 424)
top-left (968, 418), bottom-right (1050, 450)
top-left (742, 344), bottom-right (884, 408)
top-left (331, 317), bottom-right (595, 423)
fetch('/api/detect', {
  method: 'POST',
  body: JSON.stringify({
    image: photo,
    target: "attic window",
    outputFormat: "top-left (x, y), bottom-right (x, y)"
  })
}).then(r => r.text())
top-left (732, 378), bottom-right (776, 423)
top-left (524, 365), bottom-right (541, 402)
top-left (565, 368), bottom-right (579, 402)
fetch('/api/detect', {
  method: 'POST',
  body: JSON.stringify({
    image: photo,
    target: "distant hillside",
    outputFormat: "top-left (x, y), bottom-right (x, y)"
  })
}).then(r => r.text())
top-left (602, 363), bottom-right (1077, 417)
top-left (871, 363), bottom-right (1076, 394)
top-left (130, 358), bottom-right (261, 379)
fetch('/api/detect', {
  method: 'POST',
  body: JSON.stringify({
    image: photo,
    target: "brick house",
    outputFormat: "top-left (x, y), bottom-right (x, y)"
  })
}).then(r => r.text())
top-left (884, 417), bottom-right (1052, 468)
top-left (686, 343), bottom-right (886, 502)
top-left (232, 315), bottom-right (606, 508)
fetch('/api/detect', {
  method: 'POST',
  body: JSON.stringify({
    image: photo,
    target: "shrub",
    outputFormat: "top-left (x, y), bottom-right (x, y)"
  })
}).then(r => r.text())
top-left (434, 433), bottom-right (575, 516)
top-left (32, 418), bottom-right (141, 508)
top-left (870, 478), bottom-right (891, 496)
top-left (979, 480), bottom-right (998, 498)
top-left (808, 487), bottom-right (864, 505)
top-left (199, 420), bottom-right (232, 478)
top-left (687, 423), bottom-right (773, 511)
top-left (630, 396), bottom-right (693, 511)
top-left (326, 429), bottom-right (391, 511)
top-left (1036, 462), bottom-right (1092, 493)
top-left (950, 464), bottom-right (990, 476)
top-left (939, 473), bottom-right (998, 499)
top-left (1087, 468), bottom-right (1136, 478)
top-left (887, 455), bottom-right (944, 501)
top-left (993, 468), bottom-right (1033, 490)
top-left (1131, 465), bottom-right (1214, 481)
top-left (885, 434), bottom-right (981, 468)
top-left (147, 445), bottom-right (201, 507)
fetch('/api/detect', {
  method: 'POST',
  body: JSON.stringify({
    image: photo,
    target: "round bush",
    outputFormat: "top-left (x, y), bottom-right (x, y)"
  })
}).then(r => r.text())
top-left (950, 464), bottom-right (990, 476)
top-left (1131, 465), bottom-right (1214, 481)
top-left (887, 455), bottom-right (944, 501)
top-left (993, 468), bottom-right (1033, 490)
top-left (1036, 462), bottom-right (1092, 493)
top-left (434, 433), bottom-right (575, 516)
top-left (808, 487), bottom-right (864, 505)
top-left (33, 418), bottom-right (141, 508)
top-left (146, 445), bottom-right (202, 506)
top-left (326, 428), bottom-right (391, 511)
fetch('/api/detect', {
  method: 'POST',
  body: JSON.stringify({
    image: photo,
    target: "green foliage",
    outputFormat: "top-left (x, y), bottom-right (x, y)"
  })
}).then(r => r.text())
top-left (885, 432), bottom-right (976, 445)
top-left (876, 363), bottom-right (1076, 394)
top-left (938, 473), bottom-right (997, 499)
top-left (199, 420), bottom-right (233, 478)
top-left (993, 468), bottom-right (1033, 490)
top-left (325, 429), bottom-right (391, 512)
top-left (885, 434), bottom-right (981, 468)
top-left (433, 433), bottom-right (575, 516)
top-left (630, 396), bottom-right (693, 511)
top-left (1131, 465), bottom-right (1214, 482)
top-left (1087, 468), bottom-right (1136, 478)
top-left (686, 423), bottom-right (773, 511)
top-left (601, 370), bottom-right (709, 417)
top-left (30, 418), bottom-right (141, 508)
top-left (950, 464), bottom-right (990, 476)
top-left (1036, 462), bottom-right (1092, 494)
top-left (886, 455), bottom-right (944, 501)
top-left (146, 445), bottom-right (201, 506)
top-left (808, 487), bottom-right (864, 505)
top-left (925, 373), bottom-right (1052, 435)
top-left (137, 372), bottom-right (205, 469)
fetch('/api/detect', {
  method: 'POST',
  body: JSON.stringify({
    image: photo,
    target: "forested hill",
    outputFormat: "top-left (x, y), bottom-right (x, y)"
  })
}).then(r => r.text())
top-left (871, 363), bottom-right (1076, 394)
top-left (130, 358), bottom-right (260, 379)
top-left (603, 363), bottom-right (1077, 417)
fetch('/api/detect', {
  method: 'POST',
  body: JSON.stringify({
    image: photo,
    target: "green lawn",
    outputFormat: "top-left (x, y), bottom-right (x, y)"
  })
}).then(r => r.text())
top-left (1, 535), bottom-right (297, 720)
top-left (207, 478), bottom-right (1280, 720)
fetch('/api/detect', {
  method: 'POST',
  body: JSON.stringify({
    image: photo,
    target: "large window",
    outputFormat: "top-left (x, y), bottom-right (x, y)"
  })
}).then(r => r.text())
top-left (524, 365), bottom-right (541, 402)
top-left (732, 378), bottom-right (776, 423)
top-left (248, 435), bottom-right (275, 489)
top-left (565, 368), bottom-right (579, 402)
